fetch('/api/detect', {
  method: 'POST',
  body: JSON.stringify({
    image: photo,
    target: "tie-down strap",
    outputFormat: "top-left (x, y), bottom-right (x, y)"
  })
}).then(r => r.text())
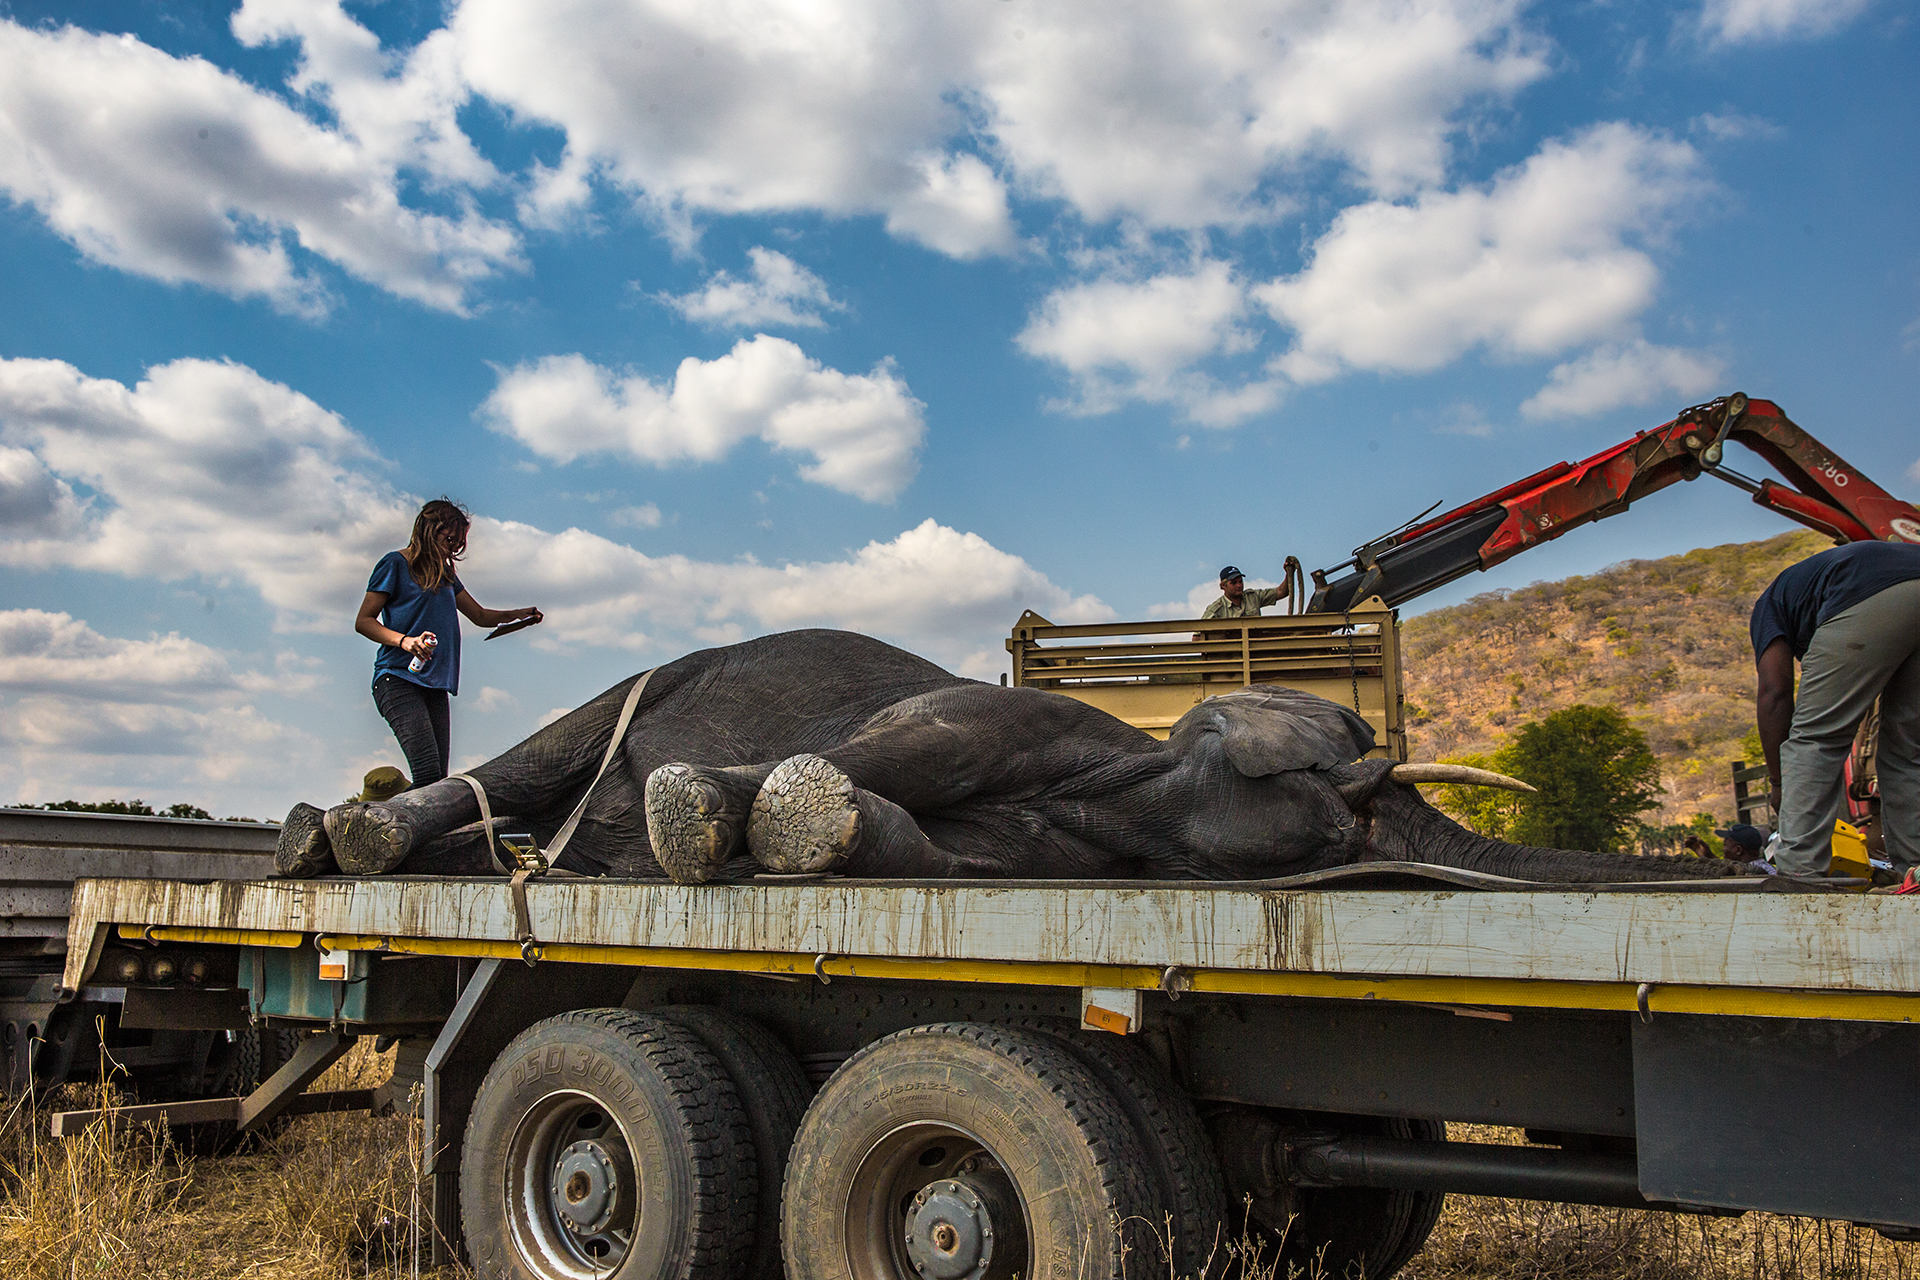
top-left (450, 667), bottom-right (656, 962)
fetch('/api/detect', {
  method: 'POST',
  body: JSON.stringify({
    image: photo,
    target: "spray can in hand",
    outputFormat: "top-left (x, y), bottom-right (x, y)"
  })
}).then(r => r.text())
top-left (407, 631), bottom-right (438, 673)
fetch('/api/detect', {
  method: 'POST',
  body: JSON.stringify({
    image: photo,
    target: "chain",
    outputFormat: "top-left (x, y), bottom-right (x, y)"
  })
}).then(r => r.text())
top-left (1343, 607), bottom-right (1361, 715)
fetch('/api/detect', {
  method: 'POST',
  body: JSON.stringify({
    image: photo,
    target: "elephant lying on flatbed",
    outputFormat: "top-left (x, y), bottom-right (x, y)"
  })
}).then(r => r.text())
top-left (280, 629), bottom-right (1750, 884)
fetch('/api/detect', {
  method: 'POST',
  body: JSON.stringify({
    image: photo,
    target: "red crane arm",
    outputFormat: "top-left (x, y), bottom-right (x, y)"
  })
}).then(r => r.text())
top-left (1309, 394), bottom-right (1920, 612)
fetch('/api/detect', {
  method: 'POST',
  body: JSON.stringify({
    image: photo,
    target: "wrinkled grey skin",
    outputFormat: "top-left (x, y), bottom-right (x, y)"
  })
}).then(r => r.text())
top-left (283, 629), bottom-right (1747, 884)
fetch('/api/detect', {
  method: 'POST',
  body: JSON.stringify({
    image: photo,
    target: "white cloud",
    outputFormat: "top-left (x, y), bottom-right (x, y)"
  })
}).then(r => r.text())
top-left (472, 686), bottom-right (517, 712)
top-left (4, 1), bottom-right (1557, 293)
top-left (1907, 456), bottom-right (1920, 484)
top-left (0, 356), bottom-right (403, 627)
top-left (449, 0), bottom-right (1016, 256)
top-left (0, 445), bottom-right (86, 539)
top-left (975, 0), bottom-right (1548, 219)
top-left (1435, 403), bottom-right (1495, 437)
top-left (0, 356), bottom-right (1104, 669)
top-left (1256, 124), bottom-right (1702, 384)
top-left (447, 0), bottom-right (1545, 250)
top-left (1519, 340), bottom-right (1725, 420)
top-left (470, 516), bottom-right (1112, 656)
top-left (480, 337), bottom-right (925, 503)
top-left (1697, 0), bottom-right (1875, 45)
top-left (0, 610), bottom-right (249, 702)
top-left (0, 17), bottom-right (519, 315)
top-left (231, 0), bottom-right (497, 187)
top-left (1688, 112), bottom-right (1783, 142)
top-left (1144, 577), bottom-right (1281, 620)
top-left (610, 503), bottom-right (663, 529)
top-left (659, 248), bottom-right (844, 330)
top-left (1017, 261), bottom-right (1281, 425)
top-left (880, 152), bottom-right (1017, 259)
top-left (0, 610), bottom-right (316, 807)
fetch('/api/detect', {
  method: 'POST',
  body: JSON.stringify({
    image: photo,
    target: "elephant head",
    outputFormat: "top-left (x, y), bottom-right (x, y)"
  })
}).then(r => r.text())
top-left (1164, 687), bottom-right (1750, 883)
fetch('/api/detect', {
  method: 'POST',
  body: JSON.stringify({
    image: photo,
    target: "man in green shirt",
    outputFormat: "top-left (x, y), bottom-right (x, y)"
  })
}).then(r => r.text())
top-left (1201, 565), bottom-right (1294, 619)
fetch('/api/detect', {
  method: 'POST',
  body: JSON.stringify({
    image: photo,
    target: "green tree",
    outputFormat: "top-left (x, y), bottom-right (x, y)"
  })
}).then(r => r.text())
top-left (19, 798), bottom-right (158, 815)
top-left (1430, 753), bottom-right (1524, 840)
top-left (1500, 705), bottom-right (1664, 851)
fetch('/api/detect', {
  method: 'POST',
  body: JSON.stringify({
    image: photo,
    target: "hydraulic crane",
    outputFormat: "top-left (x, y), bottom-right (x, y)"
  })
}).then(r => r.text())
top-left (1304, 392), bottom-right (1919, 853)
top-left (1308, 393), bottom-right (1920, 614)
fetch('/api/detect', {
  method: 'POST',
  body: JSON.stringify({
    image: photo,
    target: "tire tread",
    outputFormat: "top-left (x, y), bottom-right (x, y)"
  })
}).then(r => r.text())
top-left (784, 1021), bottom-right (1157, 1280)
top-left (1015, 1022), bottom-right (1231, 1278)
top-left (460, 1006), bottom-right (754, 1280)
top-left (655, 1005), bottom-right (810, 1280)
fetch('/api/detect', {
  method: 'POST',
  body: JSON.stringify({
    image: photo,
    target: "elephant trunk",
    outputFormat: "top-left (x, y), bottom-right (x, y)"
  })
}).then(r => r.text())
top-left (1360, 781), bottom-right (1749, 882)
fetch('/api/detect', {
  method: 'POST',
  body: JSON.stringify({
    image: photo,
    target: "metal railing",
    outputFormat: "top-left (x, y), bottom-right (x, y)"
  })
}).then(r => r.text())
top-left (1007, 602), bottom-right (1405, 757)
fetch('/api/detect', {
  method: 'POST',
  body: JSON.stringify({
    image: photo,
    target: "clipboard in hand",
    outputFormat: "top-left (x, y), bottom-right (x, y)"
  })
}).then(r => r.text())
top-left (485, 615), bottom-right (540, 641)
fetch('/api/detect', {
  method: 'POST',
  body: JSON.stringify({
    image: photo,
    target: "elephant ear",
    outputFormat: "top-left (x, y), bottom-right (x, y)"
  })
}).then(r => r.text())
top-left (1175, 687), bottom-right (1376, 778)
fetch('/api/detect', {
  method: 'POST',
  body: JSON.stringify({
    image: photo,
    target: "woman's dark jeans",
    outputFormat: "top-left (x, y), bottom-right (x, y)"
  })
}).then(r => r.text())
top-left (373, 674), bottom-right (451, 788)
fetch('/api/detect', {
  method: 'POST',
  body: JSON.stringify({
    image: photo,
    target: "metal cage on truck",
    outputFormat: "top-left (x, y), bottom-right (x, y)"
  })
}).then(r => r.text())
top-left (1006, 599), bottom-right (1408, 756)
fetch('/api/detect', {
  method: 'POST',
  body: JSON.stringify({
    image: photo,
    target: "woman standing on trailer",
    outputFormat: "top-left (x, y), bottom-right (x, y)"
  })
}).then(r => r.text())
top-left (354, 499), bottom-right (542, 789)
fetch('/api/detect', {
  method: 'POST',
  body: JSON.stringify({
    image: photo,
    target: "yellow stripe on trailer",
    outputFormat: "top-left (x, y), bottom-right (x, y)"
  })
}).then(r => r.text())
top-left (123, 927), bottom-right (1900, 1025)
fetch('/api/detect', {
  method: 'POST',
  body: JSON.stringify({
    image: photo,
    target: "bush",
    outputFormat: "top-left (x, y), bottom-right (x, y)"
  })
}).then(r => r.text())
top-left (1433, 706), bottom-right (1663, 852)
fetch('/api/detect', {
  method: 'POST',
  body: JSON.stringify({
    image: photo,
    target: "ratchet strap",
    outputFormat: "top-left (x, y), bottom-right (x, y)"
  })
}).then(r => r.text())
top-left (450, 667), bottom-right (655, 963)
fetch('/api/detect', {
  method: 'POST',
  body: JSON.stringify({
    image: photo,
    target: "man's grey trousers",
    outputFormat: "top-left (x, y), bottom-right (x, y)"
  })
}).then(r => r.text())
top-left (1776, 577), bottom-right (1920, 876)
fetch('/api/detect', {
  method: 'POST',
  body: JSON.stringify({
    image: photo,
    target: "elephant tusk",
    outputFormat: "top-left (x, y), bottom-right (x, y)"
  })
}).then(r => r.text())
top-left (1389, 763), bottom-right (1537, 794)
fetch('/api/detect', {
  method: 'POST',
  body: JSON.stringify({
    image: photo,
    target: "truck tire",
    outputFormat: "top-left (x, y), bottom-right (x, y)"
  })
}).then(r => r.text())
top-left (1283, 1117), bottom-right (1446, 1280)
top-left (781, 1022), bottom-right (1156, 1280)
top-left (654, 1005), bottom-right (810, 1280)
top-left (1360, 1118), bottom-right (1447, 1280)
top-left (460, 1008), bottom-right (755, 1280)
top-left (1006, 1020), bottom-right (1230, 1278)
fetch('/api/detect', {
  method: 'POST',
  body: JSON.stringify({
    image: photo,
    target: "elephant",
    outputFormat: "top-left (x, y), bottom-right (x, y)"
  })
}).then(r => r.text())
top-left (280, 629), bottom-right (1753, 885)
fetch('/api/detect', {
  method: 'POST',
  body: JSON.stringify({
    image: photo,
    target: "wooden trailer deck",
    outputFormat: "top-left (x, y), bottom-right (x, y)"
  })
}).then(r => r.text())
top-left (63, 867), bottom-right (1920, 1023)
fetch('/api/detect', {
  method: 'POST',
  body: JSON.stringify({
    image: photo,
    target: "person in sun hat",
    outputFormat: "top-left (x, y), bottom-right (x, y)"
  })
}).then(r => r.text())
top-left (351, 766), bottom-right (410, 805)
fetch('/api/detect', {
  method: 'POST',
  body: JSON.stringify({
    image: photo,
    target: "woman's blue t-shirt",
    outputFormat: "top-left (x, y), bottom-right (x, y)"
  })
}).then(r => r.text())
top-left (369, 550), bottom-right (464, 694)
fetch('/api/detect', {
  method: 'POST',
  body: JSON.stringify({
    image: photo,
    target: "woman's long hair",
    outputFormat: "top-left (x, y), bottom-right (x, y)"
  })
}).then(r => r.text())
top-left (402, 499), bottom-right (470, 593)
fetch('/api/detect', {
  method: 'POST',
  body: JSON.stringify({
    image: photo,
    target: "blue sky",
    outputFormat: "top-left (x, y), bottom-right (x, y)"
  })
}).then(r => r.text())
top-left (0, 0), bottom-right (1914, 818)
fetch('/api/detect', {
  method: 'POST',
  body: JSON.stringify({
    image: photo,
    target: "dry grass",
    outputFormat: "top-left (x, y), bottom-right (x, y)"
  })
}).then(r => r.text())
top-left (1404, 1128), bottom-right (1920, 1280)
top-left (0, 1035), bottom-right (460, 1279)
top-left (4, 1060), bottom-right (1914, 1280)
top-left (1410, 1197), bottom-right (1919, 1280)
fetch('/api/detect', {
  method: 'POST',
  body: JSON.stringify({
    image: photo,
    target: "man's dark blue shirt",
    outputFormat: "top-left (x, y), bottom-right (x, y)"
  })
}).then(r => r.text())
top-left (1749, 540), bottom-right (1920, 659)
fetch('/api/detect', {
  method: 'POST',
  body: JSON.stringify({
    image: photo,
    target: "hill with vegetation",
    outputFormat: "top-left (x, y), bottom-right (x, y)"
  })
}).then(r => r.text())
top-left (1399, 529), bottom-right (1829, 825)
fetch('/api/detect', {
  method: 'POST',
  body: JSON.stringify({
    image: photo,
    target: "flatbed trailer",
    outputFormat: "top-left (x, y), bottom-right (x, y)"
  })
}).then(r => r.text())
top-left (11, 803), bottom-right (1915, 1280)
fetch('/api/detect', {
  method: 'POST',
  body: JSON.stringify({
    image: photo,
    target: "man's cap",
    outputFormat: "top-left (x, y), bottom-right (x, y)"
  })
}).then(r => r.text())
top-left (354, 766), bottom-right (410, 803)
top-left (1219, 565), bottom-right (1244, 581)
top-left (1714, 823), bottom-right (1766, 849)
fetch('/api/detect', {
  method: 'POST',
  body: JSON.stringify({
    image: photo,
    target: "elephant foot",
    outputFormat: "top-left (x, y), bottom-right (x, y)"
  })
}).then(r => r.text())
top-left (274, 802), bottom-right (336, 877)
top-left (323, 802), bottom-right (417, 875)
top-left (646, 764), bottom-right (749, 884)
top-left (749, 754), bottom-right (861, 874)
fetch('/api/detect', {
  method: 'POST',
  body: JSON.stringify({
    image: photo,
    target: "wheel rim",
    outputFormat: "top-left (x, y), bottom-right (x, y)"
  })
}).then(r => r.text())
top-left (844, 1121), bottom-right (1031, 1280)
top-left (504, 1090), bottom-right (640, 1278)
